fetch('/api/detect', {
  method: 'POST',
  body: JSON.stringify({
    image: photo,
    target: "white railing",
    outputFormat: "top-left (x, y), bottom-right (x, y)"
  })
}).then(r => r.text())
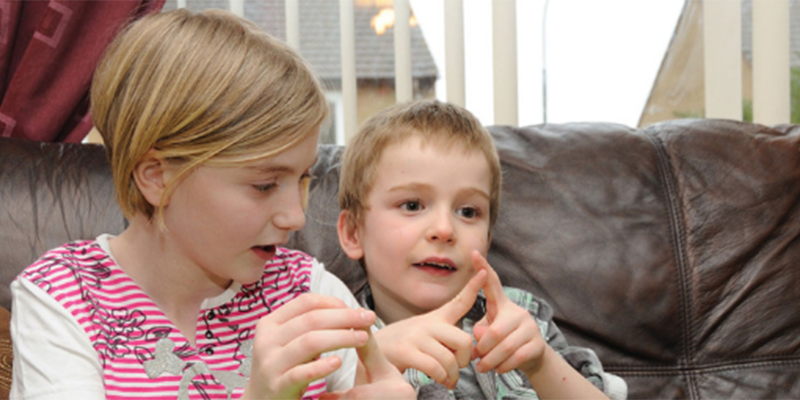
top-left (703, 0), bottom-right (789, 125)
top-left (333, 0), bottom-right (521, 139)
top-left (491, 0), bottom-right (518, 126)
top-left (179, 0), bottom-right (793, 139)
top-left (752, 0), bottom-right (790, 125)
top-left (444, 0), bottom-right (465, 108)
top-left (703, 0), bottom-right (743, 120)
top-left (394, 0), bottom-right (413, 103)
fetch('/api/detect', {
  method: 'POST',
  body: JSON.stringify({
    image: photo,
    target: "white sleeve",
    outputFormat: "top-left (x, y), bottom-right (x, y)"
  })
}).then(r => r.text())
top-left (309, 259), bottom-right (359, 393)
top-left (10, 277), bottom-right (105, 400)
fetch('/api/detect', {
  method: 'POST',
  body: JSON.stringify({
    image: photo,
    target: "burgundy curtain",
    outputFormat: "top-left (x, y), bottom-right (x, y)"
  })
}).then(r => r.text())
top-left (0, 0), bottom-right (165, 143)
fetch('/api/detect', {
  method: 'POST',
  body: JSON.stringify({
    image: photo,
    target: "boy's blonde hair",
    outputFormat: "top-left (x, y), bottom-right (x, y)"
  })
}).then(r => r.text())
top-left (91, 9), bottom-right (328, 223)
top-left (339, 99), bottom-right (501, 230)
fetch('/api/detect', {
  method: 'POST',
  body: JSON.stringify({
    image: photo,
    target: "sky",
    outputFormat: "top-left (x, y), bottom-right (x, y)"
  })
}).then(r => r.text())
top-left (408, 0), bottom-right (685, 128)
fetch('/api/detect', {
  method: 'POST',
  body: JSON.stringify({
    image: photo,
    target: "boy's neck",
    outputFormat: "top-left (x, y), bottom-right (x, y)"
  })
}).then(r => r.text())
top-left (368, 280), bottom-right (424, 325)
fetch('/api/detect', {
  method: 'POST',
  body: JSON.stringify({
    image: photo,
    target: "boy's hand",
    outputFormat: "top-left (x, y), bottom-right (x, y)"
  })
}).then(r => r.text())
top-left (374, 269), bottom-right (487, 389)
top-left (471, 251), bottom-right (547, 376)
top-left (320, 329), bottom-right (416, 400)
top-left (471, 252), bottom-right (610, 399)
top-left (243, 293), bottom-right (377, 400)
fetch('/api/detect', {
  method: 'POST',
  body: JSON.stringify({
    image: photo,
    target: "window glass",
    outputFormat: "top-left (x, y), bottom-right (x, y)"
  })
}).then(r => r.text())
top-left (163, 0), bottom-right (437, 144)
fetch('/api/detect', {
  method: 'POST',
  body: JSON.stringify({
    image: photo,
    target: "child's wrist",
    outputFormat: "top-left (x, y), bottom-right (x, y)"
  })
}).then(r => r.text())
top-left (519, 344), bottom-right (555, 378)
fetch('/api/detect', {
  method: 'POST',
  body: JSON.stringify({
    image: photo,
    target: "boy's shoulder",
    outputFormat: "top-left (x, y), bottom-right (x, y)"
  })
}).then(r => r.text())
top-left (499, 285), bottom-right (551, 318)
top-left (501, 285), bottom-right (534, 303)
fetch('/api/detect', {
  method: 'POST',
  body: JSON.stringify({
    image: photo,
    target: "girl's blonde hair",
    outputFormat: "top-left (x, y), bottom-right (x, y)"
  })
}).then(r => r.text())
top-left (339, 99), bottom-right (502, 230)
top-left (91, 9), bottom-right (328, 223)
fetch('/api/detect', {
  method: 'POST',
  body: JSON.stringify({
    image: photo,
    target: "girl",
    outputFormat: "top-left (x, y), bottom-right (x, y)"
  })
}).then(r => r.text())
top-left (10, 9), bottom-right (412, 400)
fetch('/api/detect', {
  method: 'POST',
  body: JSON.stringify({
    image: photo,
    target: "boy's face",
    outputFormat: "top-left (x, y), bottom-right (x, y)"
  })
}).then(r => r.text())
top-left (341, 136), bottom-right (492, 322)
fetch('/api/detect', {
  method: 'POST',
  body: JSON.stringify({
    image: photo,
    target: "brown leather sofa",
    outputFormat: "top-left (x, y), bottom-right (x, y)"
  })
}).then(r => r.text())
top-left (2, 119), bottom-right (800, 399)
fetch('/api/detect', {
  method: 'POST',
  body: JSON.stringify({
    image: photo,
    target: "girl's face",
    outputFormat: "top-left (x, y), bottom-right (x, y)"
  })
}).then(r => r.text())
top-left (161, 131), bottom-right (319, 289)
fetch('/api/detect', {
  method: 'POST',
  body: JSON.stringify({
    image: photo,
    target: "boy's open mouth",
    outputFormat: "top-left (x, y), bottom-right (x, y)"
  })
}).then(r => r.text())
top-left (413, 261), bottom-right (457, 271)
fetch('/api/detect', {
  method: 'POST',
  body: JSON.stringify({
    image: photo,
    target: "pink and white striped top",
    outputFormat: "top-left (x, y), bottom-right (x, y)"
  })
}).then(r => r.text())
top-left (19, 240), bottom-right (326, 400)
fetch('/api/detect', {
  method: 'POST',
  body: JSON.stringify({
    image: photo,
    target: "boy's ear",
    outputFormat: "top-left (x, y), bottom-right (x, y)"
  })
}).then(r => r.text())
top-left (337, 210), bottom-right (364, 261)
top-left (133, 150), bottom-right (171, 208)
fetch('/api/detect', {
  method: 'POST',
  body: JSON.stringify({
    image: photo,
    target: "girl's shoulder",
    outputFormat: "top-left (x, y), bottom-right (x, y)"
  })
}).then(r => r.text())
top-left (255, 247), bottom-right (319, 288)
top-left (268, 247), bottom-right (318, 270)
top-left (18, 239), bottom-right (111, 283)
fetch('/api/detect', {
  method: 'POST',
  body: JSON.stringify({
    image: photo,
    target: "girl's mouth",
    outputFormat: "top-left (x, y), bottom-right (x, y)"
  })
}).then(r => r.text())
top-left (252, 245), bottom-right (277, 261)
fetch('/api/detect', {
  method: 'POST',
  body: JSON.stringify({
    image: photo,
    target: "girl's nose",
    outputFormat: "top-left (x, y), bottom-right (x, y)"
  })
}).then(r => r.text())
top-left (273, 185), bottom-right (307, 231)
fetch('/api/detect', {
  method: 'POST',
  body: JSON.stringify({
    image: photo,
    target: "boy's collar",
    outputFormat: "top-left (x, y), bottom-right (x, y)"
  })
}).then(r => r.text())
top-left (357, 283), bottom-right (488, 326)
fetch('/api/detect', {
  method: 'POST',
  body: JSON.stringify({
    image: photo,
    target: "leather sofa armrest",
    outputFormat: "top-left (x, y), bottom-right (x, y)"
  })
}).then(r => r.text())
top-left (0, 306), bottom-right (12, 399)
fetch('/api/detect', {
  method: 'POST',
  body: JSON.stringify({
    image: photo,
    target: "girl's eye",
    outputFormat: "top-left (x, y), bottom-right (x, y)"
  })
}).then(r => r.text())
top-left (253, 183), bottom-right (277, 193)
top-left (400, 200), bottom-right (422, 212)
top-left (457, 207), bottom-right (480, 219)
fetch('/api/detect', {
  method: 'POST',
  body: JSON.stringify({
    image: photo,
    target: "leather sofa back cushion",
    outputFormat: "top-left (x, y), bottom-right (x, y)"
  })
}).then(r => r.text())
top-left (0, 139), bottom-right (126, 309)
top-left (3, 119), bottom-right (800, 398)
top-left (290, 120), bottom-right (800, 398)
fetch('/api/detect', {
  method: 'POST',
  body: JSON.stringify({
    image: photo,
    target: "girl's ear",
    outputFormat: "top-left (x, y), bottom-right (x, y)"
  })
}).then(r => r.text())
top-left (337, 211), bottom-right (365, 261)
top-left (133, 150), bottom-right (170, 208)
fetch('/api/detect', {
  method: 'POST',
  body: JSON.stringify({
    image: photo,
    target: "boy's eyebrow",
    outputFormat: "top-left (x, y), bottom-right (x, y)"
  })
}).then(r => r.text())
top-left (465, 187), bottom-right (491, 201)
top-left (389, 183), bottom-right (491, 201)
top-left (387, 182), bottom-right (431, 193)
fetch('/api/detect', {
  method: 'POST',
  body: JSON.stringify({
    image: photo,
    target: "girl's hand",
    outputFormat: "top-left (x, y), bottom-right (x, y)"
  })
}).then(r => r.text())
top-left (320, 329), bottom-right (416, 400)
top-left (374, 269), bottom-right (487, 389)
top-left (471, 251), bottom-right (547, 375)
top-left (243, 293), bottom-right (377, 400)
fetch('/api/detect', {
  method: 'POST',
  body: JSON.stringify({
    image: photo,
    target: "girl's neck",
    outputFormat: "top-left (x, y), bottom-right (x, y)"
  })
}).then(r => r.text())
top-left (108, 214), bottom-right (233, 345)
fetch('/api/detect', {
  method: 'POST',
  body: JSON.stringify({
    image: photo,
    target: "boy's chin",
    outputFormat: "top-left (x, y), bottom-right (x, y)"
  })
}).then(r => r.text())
top-left (413, 292), bottom-right (466, 313)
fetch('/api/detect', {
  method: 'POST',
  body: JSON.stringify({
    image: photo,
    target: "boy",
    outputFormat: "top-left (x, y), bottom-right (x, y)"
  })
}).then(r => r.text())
top-left (337, 99), bottom-right (627, 399)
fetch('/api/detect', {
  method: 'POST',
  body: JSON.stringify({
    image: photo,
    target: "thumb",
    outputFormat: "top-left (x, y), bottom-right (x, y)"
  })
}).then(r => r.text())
top-left (355, 328), bottom-right (399, 385)
top-left (429, 268), bottom-right (487, 324)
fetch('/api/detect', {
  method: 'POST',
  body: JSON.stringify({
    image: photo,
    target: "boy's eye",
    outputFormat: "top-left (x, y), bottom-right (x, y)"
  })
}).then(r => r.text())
top-left (457, 207), bottom-right (480, 219)
top-left (400, 200), bottom-right (422, 212)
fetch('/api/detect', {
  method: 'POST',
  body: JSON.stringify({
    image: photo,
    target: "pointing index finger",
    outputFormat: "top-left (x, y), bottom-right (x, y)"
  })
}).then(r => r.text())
top-left (430, 263), bottom-right (487, 325)
top-left (471, 251), bottom-right (504, 306)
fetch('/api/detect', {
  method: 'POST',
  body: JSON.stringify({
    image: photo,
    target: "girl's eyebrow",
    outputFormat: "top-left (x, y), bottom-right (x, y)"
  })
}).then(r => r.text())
top-left (247, 165), bottom-right (291, 173)
top-left (246, 156), bottom-right (319, 174)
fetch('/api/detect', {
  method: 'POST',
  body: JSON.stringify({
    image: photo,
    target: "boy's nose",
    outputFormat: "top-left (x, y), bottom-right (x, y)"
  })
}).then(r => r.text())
top-left (427, 210), bottom-right (456, 243)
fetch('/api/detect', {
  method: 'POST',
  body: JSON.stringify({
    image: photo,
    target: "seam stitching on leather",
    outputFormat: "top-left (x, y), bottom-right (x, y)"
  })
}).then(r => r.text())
top-left (605, 357), bottom-right (800, 376)
top-left (645, 129), bottom-right (697, 399)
